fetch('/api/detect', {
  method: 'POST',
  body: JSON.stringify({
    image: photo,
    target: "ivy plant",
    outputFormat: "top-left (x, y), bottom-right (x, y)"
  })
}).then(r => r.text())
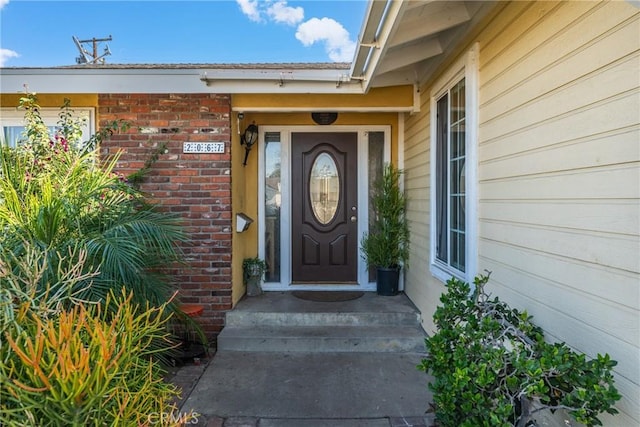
top-left (418, 273), bottom-right (621, 427)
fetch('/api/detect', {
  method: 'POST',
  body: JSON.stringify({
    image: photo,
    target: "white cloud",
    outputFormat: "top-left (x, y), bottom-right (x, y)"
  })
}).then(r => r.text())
top-left (0, 0), bottom-right (9, 10)
top-left (237, 0), bottom-right (303, 26)
top-left (266, 1), bottom-right (303, 26)
top-left (236, 0), bottom-right (262, 23)
top-left (0, 48), bottom-right (19, 67)
top-left (236, 1), bottom-right (356, 62)
top-left (295, 17), bottom-right (356, 62)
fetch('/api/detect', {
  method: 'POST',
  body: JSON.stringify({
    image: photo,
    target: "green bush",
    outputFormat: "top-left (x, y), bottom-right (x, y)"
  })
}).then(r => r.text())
top-left (360, 163), bottom-right (409, 269)
top-left (418, 273), bottom-right (621, 427)
top-left (0, 94), bottom-right (187, 311)
top-left (0, 94), bottom-right (205, 425)
top-left (0, 243), bottom-right (96, 336)
top-left (0, 241), bottom-right (194, 426)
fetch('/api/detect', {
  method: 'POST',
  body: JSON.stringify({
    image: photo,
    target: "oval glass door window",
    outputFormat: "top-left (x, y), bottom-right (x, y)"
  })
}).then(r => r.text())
top-left (310, 153), bottom-right (340, 224)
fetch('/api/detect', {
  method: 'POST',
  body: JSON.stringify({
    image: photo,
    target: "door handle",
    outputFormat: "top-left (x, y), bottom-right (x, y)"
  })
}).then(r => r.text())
top-left (350, 215), bottom-right (357, 223)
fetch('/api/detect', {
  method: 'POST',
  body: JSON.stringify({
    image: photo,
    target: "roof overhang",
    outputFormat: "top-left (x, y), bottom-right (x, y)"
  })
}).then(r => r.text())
top-left (351, 0), bottom-right (498, 90)
top-left (199, 68), bottom-right (362, 93)
top-left (0, 66), bottom-right (363, 95)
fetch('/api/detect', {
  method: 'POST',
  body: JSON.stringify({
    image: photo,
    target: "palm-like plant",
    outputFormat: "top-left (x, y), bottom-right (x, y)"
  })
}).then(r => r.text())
top-left (360, 163), bottom-right (410, 269)
top-left (0, 95), bottom-right (187, 311)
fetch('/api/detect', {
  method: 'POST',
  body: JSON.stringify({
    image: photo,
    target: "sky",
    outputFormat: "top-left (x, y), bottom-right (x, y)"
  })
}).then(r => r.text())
top-left (0, 0), bottom-right (369, 67)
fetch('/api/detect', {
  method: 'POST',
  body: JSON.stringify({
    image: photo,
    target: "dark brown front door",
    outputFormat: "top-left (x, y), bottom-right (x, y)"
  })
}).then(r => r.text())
top-left (291, 133), bottom-right (358, 283)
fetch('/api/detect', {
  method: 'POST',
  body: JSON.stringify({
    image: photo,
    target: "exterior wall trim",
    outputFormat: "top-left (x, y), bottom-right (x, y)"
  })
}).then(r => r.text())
top-left (429, 43), bottom-right (479, 285)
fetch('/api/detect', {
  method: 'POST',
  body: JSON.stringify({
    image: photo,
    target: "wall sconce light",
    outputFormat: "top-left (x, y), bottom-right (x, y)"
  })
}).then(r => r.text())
top-left (236, 212), bottom-right (254, 233)
top-left (240, 123), bottom-right (258, 166)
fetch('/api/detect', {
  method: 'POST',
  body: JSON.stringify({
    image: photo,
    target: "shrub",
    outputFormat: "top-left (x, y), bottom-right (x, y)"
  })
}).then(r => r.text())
top-left (0, 95), bottom-right (203, 425)
top-left (0, 242), bottom-right (96, 336)
top-left (360, 163), bottom-right (409, 269)
top-left (0, 290), bottom-right (192, 426)
top-left (418, 273), bottom-right (621, 427)
top-left (0, 94), bottom-right (187, 311)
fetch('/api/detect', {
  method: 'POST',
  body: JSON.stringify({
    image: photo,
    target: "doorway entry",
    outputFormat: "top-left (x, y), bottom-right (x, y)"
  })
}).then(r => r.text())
top-left (258, 126), bottom-right (389, 291)
top-left (291, 133), bottom-right (358, 283)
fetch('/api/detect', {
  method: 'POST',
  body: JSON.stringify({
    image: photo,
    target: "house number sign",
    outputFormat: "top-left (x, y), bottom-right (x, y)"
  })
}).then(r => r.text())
top-left (183, 142), bottom-right (225, 154)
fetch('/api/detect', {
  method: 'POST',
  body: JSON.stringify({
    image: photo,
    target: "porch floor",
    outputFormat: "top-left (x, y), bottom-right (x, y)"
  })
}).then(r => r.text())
top-left (180, 291), bottom-right (435, 426)
top-left (223, 290), bottom-right (423, 317)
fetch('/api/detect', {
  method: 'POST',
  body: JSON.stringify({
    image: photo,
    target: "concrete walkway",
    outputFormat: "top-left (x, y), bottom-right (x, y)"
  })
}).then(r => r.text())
top-left (179, 351), bottom-right (433, 426)
top-left (172, 292), bottom-right (435, 427)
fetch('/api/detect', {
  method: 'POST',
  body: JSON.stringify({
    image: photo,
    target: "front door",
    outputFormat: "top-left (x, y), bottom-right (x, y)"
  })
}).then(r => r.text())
top-left (291, 133), bottom-right (358, 283)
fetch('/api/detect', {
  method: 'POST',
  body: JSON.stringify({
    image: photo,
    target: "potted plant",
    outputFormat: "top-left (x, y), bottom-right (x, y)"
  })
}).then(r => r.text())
top-left (242, 257), bottom-right (267, 296)
top-left (360, 163), bottom-right (409, 295)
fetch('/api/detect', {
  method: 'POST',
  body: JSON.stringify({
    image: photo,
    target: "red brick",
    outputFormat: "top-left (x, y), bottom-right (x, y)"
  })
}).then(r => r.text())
top-left (99, 93), bottom-right (232, 341)
top-left (131, 106), bottom-right (151, 113)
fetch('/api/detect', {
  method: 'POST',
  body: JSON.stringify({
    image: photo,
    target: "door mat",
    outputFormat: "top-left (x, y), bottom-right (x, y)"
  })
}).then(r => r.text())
top-left (291, 291), bottom-right (364, 302)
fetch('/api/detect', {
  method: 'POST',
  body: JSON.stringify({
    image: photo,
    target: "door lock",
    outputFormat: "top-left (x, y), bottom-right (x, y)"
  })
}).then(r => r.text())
top-left (350, 215), bottom-right (357, 223)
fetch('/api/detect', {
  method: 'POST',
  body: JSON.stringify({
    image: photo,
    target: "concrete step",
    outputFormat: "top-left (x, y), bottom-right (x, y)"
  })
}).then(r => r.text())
top-left (217, 325), bottom-right (427, 353)
top-left (218, 293), bottom-right (426, 353)
top-left (225, 310), bottom-right (420, 328)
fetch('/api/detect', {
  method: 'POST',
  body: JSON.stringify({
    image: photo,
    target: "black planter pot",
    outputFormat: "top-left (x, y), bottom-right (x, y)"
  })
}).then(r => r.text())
top-left (376, 266), bottom-right (400, 296)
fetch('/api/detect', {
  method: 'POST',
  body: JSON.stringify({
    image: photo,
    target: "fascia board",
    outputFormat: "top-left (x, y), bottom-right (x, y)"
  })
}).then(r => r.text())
top-left (357, 1), bottom-right (407, 93)
top-left (199, 68), bottom-right (351, 82)
top-left (1, 72), bottom-right (203, 94)
top-left (0, 68), bottom-right (362, 94)
top-left (350, 0), bottom-right (389, 78)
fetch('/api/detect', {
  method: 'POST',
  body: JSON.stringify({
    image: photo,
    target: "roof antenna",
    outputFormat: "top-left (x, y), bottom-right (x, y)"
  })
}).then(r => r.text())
top-left (73, 35), bottom-right (112, 64)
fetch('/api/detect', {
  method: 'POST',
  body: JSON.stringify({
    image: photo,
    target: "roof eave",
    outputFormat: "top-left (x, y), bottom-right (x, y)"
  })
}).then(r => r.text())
top-left (350, 0), bottom-right (407, 93)
top-left (0, 66), bottom-right (365, 94)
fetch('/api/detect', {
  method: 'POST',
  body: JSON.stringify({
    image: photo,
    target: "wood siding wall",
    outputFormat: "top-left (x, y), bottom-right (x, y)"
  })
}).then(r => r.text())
top-left (403, 1), bottom-right (639, 424)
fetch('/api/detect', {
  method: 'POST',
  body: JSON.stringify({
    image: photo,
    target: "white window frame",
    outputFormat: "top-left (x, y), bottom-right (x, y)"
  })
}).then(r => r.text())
top-left (1, 107), bottom-right (95, 147)
top-left (429, 43), bottom-right (478, 284)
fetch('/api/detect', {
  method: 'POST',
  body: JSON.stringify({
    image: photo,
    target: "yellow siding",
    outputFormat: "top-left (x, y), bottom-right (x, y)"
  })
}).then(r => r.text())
top-left (403, 83), bottom-right (439, 333)
top-left (404, 1), bottom-right (640, 424)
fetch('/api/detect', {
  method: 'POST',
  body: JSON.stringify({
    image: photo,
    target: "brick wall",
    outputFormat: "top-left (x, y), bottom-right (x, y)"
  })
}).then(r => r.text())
top-left (98, 93), bottom-right (232, 339)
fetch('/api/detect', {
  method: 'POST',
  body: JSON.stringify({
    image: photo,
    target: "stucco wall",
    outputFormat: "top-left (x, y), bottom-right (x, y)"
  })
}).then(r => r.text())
top-left (230, 83), bottom-right (412, 301)
top-left (230, 110), bottom-right (400, 301)
top-left (403, 1), bottom-right (640, 424)
top-left (229, 83), bottom-right (413, 300)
